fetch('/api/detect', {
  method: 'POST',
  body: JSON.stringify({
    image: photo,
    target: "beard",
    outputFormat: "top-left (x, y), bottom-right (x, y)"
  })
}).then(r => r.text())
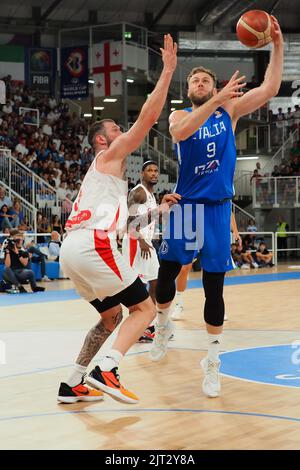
top-left (189, 90), bottom-right (213, 107)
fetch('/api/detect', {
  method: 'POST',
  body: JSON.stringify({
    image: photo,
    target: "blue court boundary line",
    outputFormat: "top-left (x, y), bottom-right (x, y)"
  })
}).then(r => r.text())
top-left (1, 271), bottom-right (300, 307)
top-left (1, 407), bottom-right (300, 424)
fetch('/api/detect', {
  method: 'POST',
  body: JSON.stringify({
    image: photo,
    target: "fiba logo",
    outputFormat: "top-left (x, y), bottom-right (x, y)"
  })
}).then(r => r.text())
top-left (160, 240), bottom-right (169, 255)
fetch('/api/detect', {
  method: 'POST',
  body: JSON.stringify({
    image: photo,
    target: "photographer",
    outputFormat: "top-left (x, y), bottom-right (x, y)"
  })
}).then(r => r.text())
top-left (3, 230), bottom-right (45, 293)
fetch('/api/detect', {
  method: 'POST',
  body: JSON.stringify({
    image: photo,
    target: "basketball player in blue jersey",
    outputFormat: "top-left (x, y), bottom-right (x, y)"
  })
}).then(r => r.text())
top-left (150, 16), bottom-right (283, 398)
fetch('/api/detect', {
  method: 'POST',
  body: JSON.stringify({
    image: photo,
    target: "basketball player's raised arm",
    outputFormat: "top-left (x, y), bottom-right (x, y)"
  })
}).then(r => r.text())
top-left (104, 35), bottom-right (177, 161)
top-left (229, 16), bottom-right (283, 123)
top-left (169, 72), bottom-right (246, 143)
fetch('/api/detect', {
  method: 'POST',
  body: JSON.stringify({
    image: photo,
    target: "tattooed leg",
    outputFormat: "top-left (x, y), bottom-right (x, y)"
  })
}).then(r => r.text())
top-left (76, 306), bottom-right (123, 367)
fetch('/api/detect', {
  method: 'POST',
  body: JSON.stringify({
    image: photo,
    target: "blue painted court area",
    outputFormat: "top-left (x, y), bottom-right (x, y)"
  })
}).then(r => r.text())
top-left (220, 344), bottom-right (300, 388)
top-left (1, 271), bottom-right (300, 307)
top-left (0, 289), bottom-right (79, 307)
top-left (187, 270), bottom-right (300, 289)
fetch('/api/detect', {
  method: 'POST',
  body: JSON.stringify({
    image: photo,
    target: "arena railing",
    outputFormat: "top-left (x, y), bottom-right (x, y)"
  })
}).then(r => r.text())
top-left (252, 176), bottom-right (300, 208)
top-left (274, 231), bottom-right (300, 265)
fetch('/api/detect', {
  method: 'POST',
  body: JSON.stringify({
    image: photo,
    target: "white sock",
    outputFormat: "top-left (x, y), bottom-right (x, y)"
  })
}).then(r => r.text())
top-left (157, 306), bottom-right (171, 326)
top-left (66, 364), bottom-right (87, 387)
top-left (175, 291), bottom-right (184, 307)
top-left (99, 349), bottom-right (123, 371)
top-left (207, 333), bottom-right (222, 363)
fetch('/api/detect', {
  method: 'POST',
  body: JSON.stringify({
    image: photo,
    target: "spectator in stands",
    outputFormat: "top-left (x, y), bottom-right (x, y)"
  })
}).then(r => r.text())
top-left (231, 242), bottom-right (243, 268)
top-left (48, 231), bottom-right (61, 261)
top-left (3, 229), bottom-right (45, 293)
top-left (286, 107), bottom-right (294, 136)
top-left (241, 235), bottom-right (259, 269)
top-left (256, 241), bottom-right (274, 267)
top-left (57, 181), bottom-right (68, 200)
top-left (276, 215), bottom-right (289, 259)
top-left (8, 200), bottom-right (24, 228)
top-left (247, 219), bottom-right (257, 233)
top-left (293, 105), bottom-right (300, 128)
top-left (248, 75), bottom-right (258, 89)
top-left (24, 238), bottom-right (51, 282)
top-left (275, 107), bottom-right (286, 143)
top-left (18, 216), bottom-right (33, 232)
top-left (271, 165), bottom-right (281, 177)
top-left (51, 214), bottom-right (63, 235)
top-left (2, 100), bottom-right (12, 114)
top-left (290, 156), bottom-right (300, 175)
top-left (15, 138), bottom-right (29, 156)
top-left (42, 121), bottom-right (52, 136)
top-left (0, 188), bottom-right (13, 208)
top-left (250, 168), bottom-right (262, 183)
top-left (0, 204), bottom-right (15, 230)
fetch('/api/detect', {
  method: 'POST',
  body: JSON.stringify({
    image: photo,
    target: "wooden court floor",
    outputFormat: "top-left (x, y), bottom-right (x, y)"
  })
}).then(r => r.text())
top-left (1, 264), bottom-right (300, 450)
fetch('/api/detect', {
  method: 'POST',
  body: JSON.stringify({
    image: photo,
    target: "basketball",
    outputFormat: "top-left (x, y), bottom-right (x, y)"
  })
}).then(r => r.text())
top-left (236, 10), bottom-right (274, 49)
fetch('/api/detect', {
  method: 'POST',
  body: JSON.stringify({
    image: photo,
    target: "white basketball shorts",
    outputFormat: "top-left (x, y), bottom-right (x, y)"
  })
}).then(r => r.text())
top-left (60, 229), bottom-right (138, 301)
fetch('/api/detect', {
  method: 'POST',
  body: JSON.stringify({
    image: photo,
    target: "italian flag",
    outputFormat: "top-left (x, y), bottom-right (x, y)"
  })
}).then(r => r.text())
top-left (0, 45), bottom-right (24, 82)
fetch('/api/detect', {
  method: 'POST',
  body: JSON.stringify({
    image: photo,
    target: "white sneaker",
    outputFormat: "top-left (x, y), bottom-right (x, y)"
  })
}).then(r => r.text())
top-left (252, 262), bottom-right (259, 268)
top-left (41, 275), bottom-right (52, 282)
top-left (149, 321), bottom-right (174, 362)
top-left (171, 303), bottom-right (183, 321)
top-left (200, 356), bottom-right (221, 398)
top-left (241, 264), bottom-right (250, 269)
top-left (224, 313), bottom-right (228, 321)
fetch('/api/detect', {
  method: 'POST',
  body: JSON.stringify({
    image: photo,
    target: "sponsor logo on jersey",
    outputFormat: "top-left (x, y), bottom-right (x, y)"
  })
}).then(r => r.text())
top-left (194, 160), bottom-right (220, 175)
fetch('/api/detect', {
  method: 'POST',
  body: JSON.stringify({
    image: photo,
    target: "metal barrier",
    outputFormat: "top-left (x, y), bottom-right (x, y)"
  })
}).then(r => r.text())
top-left (236, 231), bottom-right (275, 256)
top-left (252, 176), bottom-right (300, 208)
top-left (274, 231), bottom-right (300, 265)
top-left (236, 123), bottom-right (299, 156)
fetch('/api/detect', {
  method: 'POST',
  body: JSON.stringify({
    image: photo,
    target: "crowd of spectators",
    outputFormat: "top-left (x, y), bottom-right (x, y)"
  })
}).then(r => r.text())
top-left (231, 234), bottom-right (274, 270)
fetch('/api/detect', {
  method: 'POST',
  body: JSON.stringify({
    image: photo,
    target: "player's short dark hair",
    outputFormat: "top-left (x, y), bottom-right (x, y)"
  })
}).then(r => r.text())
top-left (187, 67), bottom-right (217, 87)
top-left (88, 119), bottom-right (115, 148)
top-left (142, 160), bottom-right (158, 172)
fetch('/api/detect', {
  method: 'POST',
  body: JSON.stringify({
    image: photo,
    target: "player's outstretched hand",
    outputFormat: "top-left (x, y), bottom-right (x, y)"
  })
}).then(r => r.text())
top-left (161, 192), bottom-right (181, 208)
top-left (160, 34), bottom-right (177, 73)
top-left (216, 71), bottom-right (247, 105)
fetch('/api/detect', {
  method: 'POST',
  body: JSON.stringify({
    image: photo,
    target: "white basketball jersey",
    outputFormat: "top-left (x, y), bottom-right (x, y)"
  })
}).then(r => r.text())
top-left (65, 150), bottom-right (128, 233)
top-left (131, 183), bottom-right (157, 242)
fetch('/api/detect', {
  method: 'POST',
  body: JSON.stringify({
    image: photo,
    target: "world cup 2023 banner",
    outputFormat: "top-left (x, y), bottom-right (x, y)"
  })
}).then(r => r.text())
top-left (25, 48), bottom-right (56, 95)
top-left (60, 46), bottom-right (89, 99)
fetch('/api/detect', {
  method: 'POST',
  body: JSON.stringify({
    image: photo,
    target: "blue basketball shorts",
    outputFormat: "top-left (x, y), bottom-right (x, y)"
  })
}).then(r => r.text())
top-left (159, 199), bottom-right (234, 273)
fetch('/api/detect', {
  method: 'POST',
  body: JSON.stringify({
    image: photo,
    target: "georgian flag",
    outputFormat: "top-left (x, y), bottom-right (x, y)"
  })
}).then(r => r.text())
top-left (92, 41), bottom-right (123, 97)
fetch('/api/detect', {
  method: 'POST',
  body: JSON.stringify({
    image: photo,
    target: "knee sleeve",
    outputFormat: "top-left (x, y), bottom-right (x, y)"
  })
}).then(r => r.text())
top-left (202, 270), bottom-right (225, 327)
top-left (156, 259), bottom-right (182, 304)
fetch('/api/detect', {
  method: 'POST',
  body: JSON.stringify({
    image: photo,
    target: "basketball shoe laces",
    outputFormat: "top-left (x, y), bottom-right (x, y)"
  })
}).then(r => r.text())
top-left (206, 360), bottom-right (219, 384)
top-left (154, 324), bottom-right (169, 351)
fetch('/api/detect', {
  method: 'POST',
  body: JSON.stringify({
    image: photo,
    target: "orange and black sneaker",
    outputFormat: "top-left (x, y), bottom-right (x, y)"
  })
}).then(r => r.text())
top-left (86, 366), bottom-right (139, 404)
top-left (138, 325), bottom-right (155, 343)
top-left (57, 378), bottom-right (104, 404)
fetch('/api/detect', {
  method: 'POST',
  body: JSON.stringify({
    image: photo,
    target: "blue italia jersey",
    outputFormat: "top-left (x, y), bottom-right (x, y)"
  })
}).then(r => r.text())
top-left (174, 107), bottom-right (236, 202)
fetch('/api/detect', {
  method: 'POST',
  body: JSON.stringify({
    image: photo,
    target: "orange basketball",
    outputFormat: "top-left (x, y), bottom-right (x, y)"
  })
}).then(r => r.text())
top-left (236, 10), bottom-right (274, 49)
